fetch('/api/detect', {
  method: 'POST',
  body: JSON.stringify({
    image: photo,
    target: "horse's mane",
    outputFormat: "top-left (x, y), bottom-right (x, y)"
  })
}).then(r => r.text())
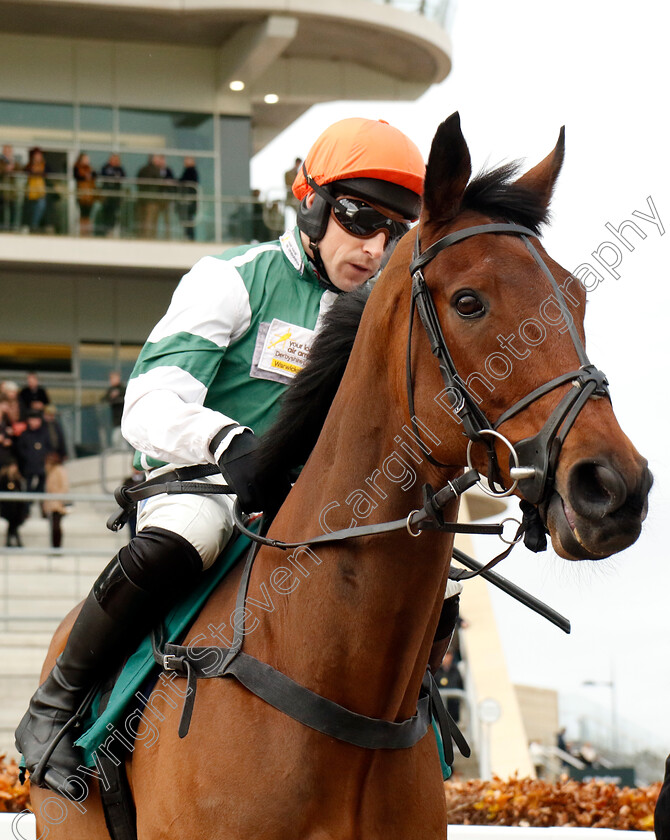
top-left (256, 285), bottom-right (370, 489)
top-left (461, 161), bottom-right (549, 233)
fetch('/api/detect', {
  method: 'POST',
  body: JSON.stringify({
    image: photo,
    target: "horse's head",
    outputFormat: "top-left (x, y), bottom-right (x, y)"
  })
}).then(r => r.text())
top-left (393, 113), bottom-right (651, 561)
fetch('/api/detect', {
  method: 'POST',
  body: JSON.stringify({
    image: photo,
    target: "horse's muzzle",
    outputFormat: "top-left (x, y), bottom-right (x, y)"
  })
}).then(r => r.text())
top-left (546, 459), bottom-right (653, 560)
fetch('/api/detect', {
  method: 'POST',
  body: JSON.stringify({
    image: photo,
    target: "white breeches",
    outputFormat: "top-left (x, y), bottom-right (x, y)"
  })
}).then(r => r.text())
top-left (136, 465), bottom-right (236, 569)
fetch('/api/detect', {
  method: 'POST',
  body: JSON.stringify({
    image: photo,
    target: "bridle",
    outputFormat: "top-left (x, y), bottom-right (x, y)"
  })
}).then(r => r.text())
top-left (407, 222), bottom-right (610, 516)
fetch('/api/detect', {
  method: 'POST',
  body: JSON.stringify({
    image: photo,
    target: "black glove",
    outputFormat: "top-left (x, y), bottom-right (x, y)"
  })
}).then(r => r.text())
top-left (216, 430), bottom-right (264, 514)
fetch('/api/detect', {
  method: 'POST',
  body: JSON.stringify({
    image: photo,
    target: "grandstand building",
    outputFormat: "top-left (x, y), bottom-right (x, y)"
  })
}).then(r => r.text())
top-left (0, 0), bottom-right (452, 444)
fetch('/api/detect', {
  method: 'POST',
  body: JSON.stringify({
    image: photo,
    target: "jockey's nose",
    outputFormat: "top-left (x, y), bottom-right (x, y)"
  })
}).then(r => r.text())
top-left (362, 230), bottom-right (387, 261)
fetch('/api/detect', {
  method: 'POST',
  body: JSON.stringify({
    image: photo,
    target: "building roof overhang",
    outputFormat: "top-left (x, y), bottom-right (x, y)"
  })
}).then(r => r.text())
top-left (0, 0), bottom-right (452, 151)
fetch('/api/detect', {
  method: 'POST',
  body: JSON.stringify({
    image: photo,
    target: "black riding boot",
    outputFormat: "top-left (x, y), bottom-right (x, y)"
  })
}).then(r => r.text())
top-left (15, 527), bottom-right (202, 798)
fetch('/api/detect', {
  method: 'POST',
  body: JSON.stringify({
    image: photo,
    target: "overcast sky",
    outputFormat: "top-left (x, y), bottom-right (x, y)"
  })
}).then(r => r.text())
top-left (252, 1), bottom-right (670, 756)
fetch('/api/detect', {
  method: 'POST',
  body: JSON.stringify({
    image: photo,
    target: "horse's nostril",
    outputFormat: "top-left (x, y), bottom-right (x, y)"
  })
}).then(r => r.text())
top-left (568, 461), bottom-right (627, 519)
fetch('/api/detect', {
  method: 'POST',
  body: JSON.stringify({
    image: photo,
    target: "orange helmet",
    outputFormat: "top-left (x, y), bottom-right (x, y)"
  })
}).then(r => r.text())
top-left (293, 118), bottom-right (424, 242)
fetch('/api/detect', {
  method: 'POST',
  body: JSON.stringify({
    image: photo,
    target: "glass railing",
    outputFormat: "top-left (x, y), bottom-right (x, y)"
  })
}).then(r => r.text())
top-left (369, 0), bottom-right (453, 27)
top-left (0, 172), bottom-right (288, 244)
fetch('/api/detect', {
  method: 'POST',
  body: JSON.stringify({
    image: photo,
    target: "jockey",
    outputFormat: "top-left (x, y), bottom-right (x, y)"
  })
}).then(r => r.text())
top-left (15, 117), bottom-right (425, 797)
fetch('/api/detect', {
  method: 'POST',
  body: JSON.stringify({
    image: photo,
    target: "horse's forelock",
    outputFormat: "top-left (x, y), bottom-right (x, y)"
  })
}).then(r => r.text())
top-left (459, 161), bottom-right (550, 234)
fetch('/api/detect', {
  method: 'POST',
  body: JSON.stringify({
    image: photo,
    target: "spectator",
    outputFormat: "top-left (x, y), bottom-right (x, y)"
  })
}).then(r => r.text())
top-left (435, 650), bottom-right (464, 724)
top-left (15, 409), bottom-right (51, 498)
top-left (42, 405), bottom-right (67, 461)
top-left (23, 147), bottom-right (48, 232)
top-left (0, 461), bottom-right (29, 546)
top-left (45, 165), bottom-right (68, 235)
top-left (18, 372), bottom-right (50, 419)
top-left (284, 156), bottom-right (302, 210)
top-left (101, 371), bottom-right (126, 447)
top-left (178, 156), bottom-right (199, 241)
top-left (1, 381), bottom-right (22, 432)
top-left (0, 144), bottom-right (17, 230)
top-left (556, 726), bottom-right (567, 753)
top-left (97, 153), bottom-right (125, 236)
top-left (264, 200), bottom-right (285, 239)
top-left (0, 399), bottom-right (15, 468)
top-left (155, 154), bottom-right (176, 239)
top-left (556, 726), bottom-right (571, 768)
top-left (43, 452), bottom-right (69, 548)
top-left (136, 154), bottom-right (162, 239)
top-left (73, 153), bottom-right (97, 236)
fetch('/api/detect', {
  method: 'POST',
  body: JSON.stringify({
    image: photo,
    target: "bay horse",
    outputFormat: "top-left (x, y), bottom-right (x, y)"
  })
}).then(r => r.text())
top-left (30, 114), bottom-right (651, 839)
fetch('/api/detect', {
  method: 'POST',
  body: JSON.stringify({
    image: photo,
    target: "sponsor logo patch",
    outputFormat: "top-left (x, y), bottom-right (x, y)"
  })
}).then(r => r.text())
top-left (250, 319), bottom-right (316, 384)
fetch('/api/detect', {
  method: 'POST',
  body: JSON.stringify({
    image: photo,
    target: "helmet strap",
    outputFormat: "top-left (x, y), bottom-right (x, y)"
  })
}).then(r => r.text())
top-left (303, 165), bottom-right (348, 215)
top-left (307, 239), bottom-right (342, 294)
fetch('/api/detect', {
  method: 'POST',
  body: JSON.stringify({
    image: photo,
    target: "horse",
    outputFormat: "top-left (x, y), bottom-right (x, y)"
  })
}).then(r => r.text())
top-left (29, 113), bottom-right (651, 839)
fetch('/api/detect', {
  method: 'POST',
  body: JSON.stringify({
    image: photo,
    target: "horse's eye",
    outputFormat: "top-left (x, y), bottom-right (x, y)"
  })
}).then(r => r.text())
top-left (453, 291), bottom-right (485, 318)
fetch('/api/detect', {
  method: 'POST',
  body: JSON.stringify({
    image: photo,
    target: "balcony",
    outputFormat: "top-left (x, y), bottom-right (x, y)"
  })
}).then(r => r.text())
top-left (0, 1), bottom-right (453, 153)
top-left (0, 172), bottom-right (294, 278)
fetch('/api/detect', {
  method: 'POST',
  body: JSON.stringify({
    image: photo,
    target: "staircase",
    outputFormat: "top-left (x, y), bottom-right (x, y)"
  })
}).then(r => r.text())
top-left (0, 452), bottom-right (131, 758)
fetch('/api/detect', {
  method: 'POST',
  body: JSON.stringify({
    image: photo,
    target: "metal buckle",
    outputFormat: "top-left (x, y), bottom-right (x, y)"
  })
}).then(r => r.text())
top-left (163, 654), bottom-right (182, 672)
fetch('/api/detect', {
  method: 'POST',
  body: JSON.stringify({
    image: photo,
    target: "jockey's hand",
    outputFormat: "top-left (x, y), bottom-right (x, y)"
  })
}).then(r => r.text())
top-left (217, 430), bottom-right (264, 514)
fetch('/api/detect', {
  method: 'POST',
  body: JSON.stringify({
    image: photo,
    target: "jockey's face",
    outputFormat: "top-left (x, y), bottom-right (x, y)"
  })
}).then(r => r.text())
top-left (301, 193), bottom-right (388, 293)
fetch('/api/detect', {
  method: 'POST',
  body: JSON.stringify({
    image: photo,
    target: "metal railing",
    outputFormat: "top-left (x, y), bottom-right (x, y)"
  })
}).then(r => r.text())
top-left (0, 173), bottom-right (287, 243)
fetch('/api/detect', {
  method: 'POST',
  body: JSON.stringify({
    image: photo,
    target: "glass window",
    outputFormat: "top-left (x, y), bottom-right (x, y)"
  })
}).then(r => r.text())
top-left (118, 344), bottom-right (142, 382)
top-left (119, 108), bottom-right (214, 151)
top-left (0, 100), bottom-right (74, 144)
top-left (78, 341), bottom-right (142, 383)
top-left (78, 341), bottom-right (115, 384)
top-left (79, 105), bottom-right (114, 145)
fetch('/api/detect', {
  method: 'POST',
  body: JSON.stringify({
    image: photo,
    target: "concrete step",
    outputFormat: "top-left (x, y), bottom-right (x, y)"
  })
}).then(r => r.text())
top-left (4, 646), bottom-right (57, 676)
top-left (2, 592), bottom-right (84, 612)
top-left (0, 674), bottom-right (41, 759)
top-left (0, 631), bottom-right (52, 647)
top-left (8, 571), bottom-right (102, 598)
top-left (2, 554), bottom-right (110, 575)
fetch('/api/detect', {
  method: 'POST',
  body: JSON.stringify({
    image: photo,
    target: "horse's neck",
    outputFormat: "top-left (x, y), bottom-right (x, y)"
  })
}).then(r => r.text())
top-left (249, 344), bottom-right (461, 720)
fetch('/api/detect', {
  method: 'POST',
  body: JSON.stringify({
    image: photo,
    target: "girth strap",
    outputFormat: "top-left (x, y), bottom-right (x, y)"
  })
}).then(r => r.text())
top-left (157, 641), bottom-right (437, 751)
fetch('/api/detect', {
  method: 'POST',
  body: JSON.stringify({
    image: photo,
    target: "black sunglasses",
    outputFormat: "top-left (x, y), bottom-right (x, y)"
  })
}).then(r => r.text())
top-left (331, 196), bottom-right (410, 244)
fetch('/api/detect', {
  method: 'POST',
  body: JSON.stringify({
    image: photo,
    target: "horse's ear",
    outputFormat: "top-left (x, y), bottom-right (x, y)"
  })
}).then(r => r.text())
top-left (421, 112), bottom-right (472, 222)
top-left (515, 126), bottom-right (565, 208)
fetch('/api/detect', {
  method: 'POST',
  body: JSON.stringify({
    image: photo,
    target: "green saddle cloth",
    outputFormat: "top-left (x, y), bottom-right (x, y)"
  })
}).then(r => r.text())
top-left (75, 531), bottom-right (253, 765)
